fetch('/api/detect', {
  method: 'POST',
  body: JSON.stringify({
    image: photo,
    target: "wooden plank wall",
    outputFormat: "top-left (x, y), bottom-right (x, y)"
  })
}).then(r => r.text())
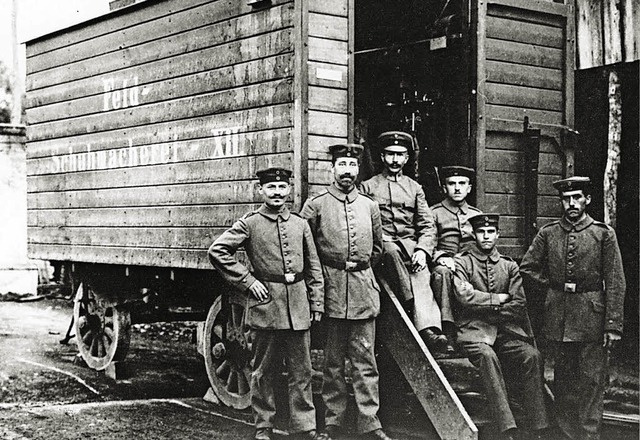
top-left (480, 2), bottom-right (569, 257)
top-left (306, 0), bottom-right (351, 195)
top-left (576, 0), bottom-right (639, 69)
top-left (25, 0), bottom-right (297, 269)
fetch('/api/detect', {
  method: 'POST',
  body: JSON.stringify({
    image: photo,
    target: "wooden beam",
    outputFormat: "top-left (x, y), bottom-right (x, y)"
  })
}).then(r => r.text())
top-left (377, 278), bottom-right (478, 440)
top-left (487, 0), bottom-right (568, 17)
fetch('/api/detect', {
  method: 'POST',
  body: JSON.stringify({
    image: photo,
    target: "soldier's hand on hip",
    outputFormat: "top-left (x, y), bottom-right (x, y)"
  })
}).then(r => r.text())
top-left (438, 256), bottom-right (456, 271)
top-left (604, 330), bottom-right (622, 349)
top-left (497, 293), bottom-right (511, 304)
top-left (411, 249), bottom-right (427, 272)
top-left (311, 311), bottom-right (323, 322)
top-left (249, 280), bottom-right (269, 302)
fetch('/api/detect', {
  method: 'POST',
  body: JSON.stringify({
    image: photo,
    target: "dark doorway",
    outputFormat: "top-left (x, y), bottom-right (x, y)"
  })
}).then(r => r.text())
top-left (354, 0), bottom-right (471, 205)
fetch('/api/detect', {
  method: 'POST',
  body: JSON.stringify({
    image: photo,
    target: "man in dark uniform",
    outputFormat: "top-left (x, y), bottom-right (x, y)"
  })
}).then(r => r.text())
top-left (360, 131), bottom-right (448, 352)
top-left (520, 176), bottom-right (626, 440)
top-left (431, 166), bottom-right (482, 346)
top-left (301, 144), bottom-right (394, 440)
top-left (208, 168), bottom-right (329, 440)
top-left (453, 214), bottom-right (549, 440)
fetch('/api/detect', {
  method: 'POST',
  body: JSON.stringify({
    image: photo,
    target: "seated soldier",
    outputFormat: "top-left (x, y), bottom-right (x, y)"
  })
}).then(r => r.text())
top-left (453, 214), bottom-right (549, 440)
top-left (430, 166), bottom-right (481, 348)
top-left (360, 131), bottom-right (450, 353)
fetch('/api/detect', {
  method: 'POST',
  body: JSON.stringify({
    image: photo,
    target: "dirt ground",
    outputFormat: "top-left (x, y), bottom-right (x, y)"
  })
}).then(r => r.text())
top-left (0, 295), bottom-right (637, 440)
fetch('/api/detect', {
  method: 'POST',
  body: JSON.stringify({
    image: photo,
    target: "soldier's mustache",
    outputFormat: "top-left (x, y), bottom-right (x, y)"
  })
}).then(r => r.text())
top-left (339, 174), bottom-right (355, 179)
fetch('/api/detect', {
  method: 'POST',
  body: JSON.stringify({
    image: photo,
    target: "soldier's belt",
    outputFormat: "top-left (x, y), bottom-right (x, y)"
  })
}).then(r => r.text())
top-left (321, 258), bottom-right (370, 272)
top-left (255, 272), bottom-right (304, 284)
top-left (552, 282), bottom-right (602, 293)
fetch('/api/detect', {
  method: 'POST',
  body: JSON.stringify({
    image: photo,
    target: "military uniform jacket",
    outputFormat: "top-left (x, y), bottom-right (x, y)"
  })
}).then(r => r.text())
top-left (453, 246), bottom-right (532, 346)
top-left (208, 204), bottom-right (324, 331)
top-left (432, 198), bottom-right (481, 262)
top-left (300, 184), bottom-right (383, 320)
top-left (520, 214), bottom-right (625, 342)
top-left (360, 171), bottom-right (437, 257)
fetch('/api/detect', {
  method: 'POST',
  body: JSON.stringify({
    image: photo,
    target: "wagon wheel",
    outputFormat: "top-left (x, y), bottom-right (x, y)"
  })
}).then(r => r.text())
top-left (203, 295), bottom-right (253, 409)
top-left (73, 282), bottom-right (131, 370)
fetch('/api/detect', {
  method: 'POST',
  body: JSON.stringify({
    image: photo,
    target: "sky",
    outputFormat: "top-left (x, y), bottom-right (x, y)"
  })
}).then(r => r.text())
top-left (0, 0), bottom-right (109, 66)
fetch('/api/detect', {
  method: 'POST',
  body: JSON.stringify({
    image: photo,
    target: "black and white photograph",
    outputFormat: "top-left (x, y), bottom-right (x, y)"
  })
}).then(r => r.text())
top-left (0, 0), bottom-right (637, 439)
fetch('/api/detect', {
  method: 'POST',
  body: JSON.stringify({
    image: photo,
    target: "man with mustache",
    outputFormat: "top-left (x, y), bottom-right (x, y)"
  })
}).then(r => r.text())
top-left (301, 144), bottom-right (394, 440)
top-left (520, 176), bottom-right (626, 440)
top-left (208, 168), bottom-right (328, 440)
top-left (360, 131), bottom-right (447, 353)
top-left (430, 166), bottom-right (482, 352)
top-left (453, 214), bottom-right (549, 440)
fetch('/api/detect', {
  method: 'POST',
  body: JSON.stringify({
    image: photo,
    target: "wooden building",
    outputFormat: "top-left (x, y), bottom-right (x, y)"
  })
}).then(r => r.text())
top-left (25, 0), bottom-right (576, 267)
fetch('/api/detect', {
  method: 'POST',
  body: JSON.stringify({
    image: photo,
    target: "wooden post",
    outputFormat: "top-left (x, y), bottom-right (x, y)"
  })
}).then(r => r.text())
top-left (604, 69), bottom-right (622, 227)
top-left (10, 0), bottom-right (22, 124)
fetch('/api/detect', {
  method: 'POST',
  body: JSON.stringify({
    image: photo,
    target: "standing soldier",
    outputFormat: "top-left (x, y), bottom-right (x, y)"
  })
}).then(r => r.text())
top-left (208, 168), bottom-right (329, 440)
top-left (431, 166), bottom-right (482, 346)
top-left (301, 144), bottom-right (394, 440)
top-left (360, 131), bottom-right (448, 353)
top-left (453, 214), bottom-right (549, 440)
top-left (520, 176), bottom-right (626, 440)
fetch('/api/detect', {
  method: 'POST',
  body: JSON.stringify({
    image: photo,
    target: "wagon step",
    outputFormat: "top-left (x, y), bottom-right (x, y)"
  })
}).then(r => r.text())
top-left (376, 277), bottom-right (479, 440)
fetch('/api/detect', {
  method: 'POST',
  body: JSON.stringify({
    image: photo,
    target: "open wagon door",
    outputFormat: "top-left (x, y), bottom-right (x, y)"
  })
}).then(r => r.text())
top-left (471, 0), bottom-right (576, 258)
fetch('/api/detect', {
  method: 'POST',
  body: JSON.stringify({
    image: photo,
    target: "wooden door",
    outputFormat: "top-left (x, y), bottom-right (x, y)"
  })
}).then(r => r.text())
top-left (471, 0), bottom-right (576, 257)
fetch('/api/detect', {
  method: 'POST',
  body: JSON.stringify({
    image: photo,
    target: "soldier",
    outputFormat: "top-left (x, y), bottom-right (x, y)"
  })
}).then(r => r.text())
top-left (208, 168), bottom-right (329, 440)
top-left (360, 131), bottom-right (448, 353)
top-left (520, 176), bottom-right (626, 440)
top-left (453, 214), bottom-right (549, 440)
top-left (301, 144), bottom-right (394, 440)
top-left (431, 166), bottom-right (482, 348)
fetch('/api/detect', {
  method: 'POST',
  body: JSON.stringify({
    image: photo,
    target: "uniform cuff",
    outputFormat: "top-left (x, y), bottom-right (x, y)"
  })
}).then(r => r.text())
top-left (237, 273), bottom-right (257, 291)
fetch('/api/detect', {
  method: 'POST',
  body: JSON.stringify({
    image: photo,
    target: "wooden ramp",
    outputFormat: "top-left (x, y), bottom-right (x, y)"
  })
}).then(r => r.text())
top-left (377, 277), bottom-right (478, 440)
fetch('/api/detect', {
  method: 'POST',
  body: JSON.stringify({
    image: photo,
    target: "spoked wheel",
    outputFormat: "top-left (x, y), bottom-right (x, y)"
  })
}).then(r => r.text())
top-left (203, 295), bottom-right (253, 409)
top-left (73, 282), bottom-right (131, 370)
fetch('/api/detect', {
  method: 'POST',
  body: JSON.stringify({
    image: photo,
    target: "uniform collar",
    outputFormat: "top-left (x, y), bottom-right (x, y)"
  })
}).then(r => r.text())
top-left (328, 183), bottom-right (359, 203)
top-left (381, 168), bottom-right (404, 182)
top-left (468, 244), bottom-right (501, 263)
top-left (560, 213), bottom-right (594, 232)
top-left (258, 204), bottom-right (290, 221)
top-left (442, 197), bottom-right (469, 215)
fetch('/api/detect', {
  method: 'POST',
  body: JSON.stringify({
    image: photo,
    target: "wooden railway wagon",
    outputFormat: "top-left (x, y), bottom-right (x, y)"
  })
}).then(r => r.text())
top-left (25, 0), bottom-right (576, 438)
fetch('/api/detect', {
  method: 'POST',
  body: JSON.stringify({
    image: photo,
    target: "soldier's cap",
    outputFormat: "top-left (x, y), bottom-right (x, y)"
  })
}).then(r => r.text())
top-left (377, 131), bottom-right (413, 153)
top-left (440, 165), bottom-right (475, 182)
top-left (468, 213), bottom-right (500, 230)
top-left (329, 143), bottom-right (364, 161)
top-left (552, 176), bottom-right (591, 193)
top-left (256, 167), bottom-right (292, 184)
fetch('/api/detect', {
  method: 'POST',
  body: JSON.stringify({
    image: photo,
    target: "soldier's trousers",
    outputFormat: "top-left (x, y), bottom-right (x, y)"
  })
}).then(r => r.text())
top-left (430, 265), bottom-right (457, 329)
top-left (250, 329), bottom-right (316, 433)
top-left (461, 333), bottom-right (549, 433)
top-left (323, 318), bottom-right (382, 434)
top-left (380, 241), bottom-right (442, 331)
top-left (552, 341), bottom-right (609, 440)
